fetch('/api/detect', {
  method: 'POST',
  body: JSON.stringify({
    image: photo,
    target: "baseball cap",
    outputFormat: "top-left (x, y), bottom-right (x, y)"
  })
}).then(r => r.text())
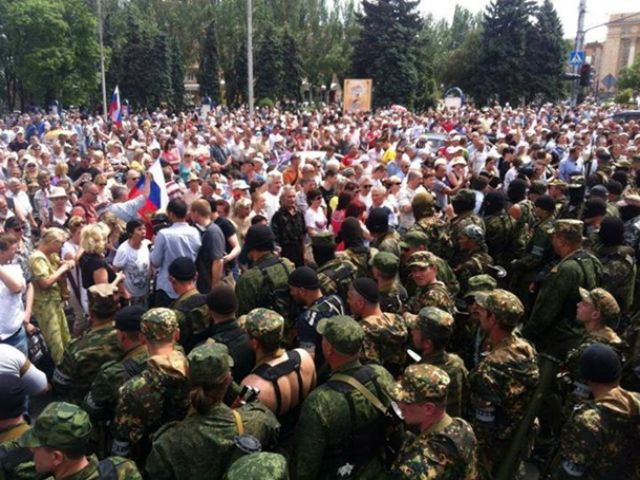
top-left (408, 307), bottom-right (454, 341)
top-left (245, 308), bottom-right (285, 343)
top-left (465, 274), bottom-right (497, 299)
top-left (579, 287), bottom-right (620, 325)
top-left (407, 251), bottom-right (437, 269)
top-left (371, 251), bottom-right (400, 277)
top-left (20, 402), bottom-right (92, 450)
top-left (225, 452), bottom-right (288, 480)
top-left (87, 283), bottom-right (119, 318)
top-left (579, 343), bottom-right (621, 384)
top-left (317, 315), bottom-right (364, 355)
top-left (188, 341), bottom-right (234, 385)
top-left (311, 232), bottom-right (335, 248)
top-left (388, 364), bottom-right (450, 404)
top-left (475, 289), bottom-right (524, 327)
top-left (141, 308), bottom-right (179, 341)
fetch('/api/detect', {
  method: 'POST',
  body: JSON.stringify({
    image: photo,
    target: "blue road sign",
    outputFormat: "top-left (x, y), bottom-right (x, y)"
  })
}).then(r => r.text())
top-left (602, 74), bottom-right (617, 90)
top-left (569, 50), bottom-right (586, 67)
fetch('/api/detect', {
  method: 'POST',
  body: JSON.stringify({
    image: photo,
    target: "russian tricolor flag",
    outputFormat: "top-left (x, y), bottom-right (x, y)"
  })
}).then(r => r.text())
top-left (129, 160), bottom-right (169, 219)
top-left (108, 86), bottom-right (123, 127)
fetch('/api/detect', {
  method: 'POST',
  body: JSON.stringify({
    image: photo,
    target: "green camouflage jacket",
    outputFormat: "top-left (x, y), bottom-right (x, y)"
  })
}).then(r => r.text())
top-left (360, 312), bottom-right (409, 376)
top-left (419, 351), bottom-right (469, 419)
top-left (405, 281), bottom-right (454, 316)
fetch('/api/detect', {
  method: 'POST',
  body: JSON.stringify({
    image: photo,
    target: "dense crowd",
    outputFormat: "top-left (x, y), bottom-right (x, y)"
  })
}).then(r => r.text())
top-left (1, 103), bottom-right (640, 479)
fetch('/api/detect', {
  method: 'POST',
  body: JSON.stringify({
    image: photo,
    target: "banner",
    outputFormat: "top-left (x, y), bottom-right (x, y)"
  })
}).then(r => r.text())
top-left (343, 79), bottom-right (372, 113)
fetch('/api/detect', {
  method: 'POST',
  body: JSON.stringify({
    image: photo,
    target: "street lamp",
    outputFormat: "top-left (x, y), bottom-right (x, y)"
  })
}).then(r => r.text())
top-left (219, 79), bottom-right (226, 105)
top-left (321, 84), bottom-right (326, 104)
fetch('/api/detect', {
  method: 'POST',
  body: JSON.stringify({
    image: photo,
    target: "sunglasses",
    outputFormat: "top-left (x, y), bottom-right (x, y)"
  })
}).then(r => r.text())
top-left (97, 183), bottom-right (107, 186)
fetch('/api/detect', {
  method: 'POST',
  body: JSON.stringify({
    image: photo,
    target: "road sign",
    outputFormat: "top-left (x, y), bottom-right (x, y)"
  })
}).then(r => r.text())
top-left (569, 50), bottom-right (586, 66)
top-left (602, 74), bottom-right (617, 90)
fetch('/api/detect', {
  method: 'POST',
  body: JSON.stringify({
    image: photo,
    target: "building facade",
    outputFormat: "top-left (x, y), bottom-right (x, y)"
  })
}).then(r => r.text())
top-left (598, 13), bottom-right (640, 89)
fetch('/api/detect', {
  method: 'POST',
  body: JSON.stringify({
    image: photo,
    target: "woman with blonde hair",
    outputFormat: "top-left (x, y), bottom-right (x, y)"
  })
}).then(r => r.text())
top-left (79, 223), bottom-right (121, 291)
top-left (62, 216), bottom-right (88, 332)
top-left (99, 211), bottom-right (126, 261)
top-left (28, 227), bottom-right (75, 364)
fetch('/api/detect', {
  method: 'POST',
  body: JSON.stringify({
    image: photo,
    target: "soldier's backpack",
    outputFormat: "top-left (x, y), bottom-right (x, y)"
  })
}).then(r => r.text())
top-left (173, 293), bottom-right (209, 352)
top-left (257, 256), bottom-right (295, 321)
top-left (318, 260), bottom-right (357, 304)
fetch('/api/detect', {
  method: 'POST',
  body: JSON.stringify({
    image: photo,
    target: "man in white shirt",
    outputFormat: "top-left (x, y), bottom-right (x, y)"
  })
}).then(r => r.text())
top-left (0, 233), bottom-right (29, 356)
top-left (397, 169), bottom-right (426, 231)
top-left (264, 171), bottom-right (283, 222)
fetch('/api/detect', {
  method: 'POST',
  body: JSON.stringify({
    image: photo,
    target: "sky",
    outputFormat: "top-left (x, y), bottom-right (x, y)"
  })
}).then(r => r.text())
top-left (419, 0), bottom-right (640, 43)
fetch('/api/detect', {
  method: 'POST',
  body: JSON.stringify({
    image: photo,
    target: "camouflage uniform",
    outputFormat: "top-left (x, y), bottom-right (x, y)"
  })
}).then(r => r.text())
top-left (225, 452), bottom-right (289, 480)
top-left (452, 225), bottom-right (494, 295)
top-left (470, 290), bottom-right (539, 477)
top-left (20, 402), bottom-right (141, 479)
top-left (293, 316), bottom-right (395, 479)
top-left (388, 364), bottom-right (477, 480)
top-left (523, 220), bottom-right (602, 359)
top-left (484, 209), bottom-right (518, 267)
top-left (406, 307), bottom-right (469, 418)
top-left (408, 190), bottom-right (453, 260)
top-left (170, 288), bottom-right (209, 352)
top-left (337, 247), bottom-right (375, 279)
top-left (360, 312), bottom-right (409, 377)
top-left (317, 255), bottom-right (358, 303)
top-left (371, 252), bottom-right (409, 313)
top-left (450, 195), bottom-right (485, 263)
top-left (551, 387), bottom-right (640, 479)
top-left (235, 252), bottom-right (295, 316)
top-left (146, 343), bottom-right (280, 480)
top-left (53, 284), bottom-right (123, 404)
top-left (371, 229), bottom-right (402, 257)
top-left (595, 244), bottom-right (636, 313)
top-left (0, 439), bottom-right (35, 480)
top-left (405, 250), bottom-right (455, 315)
top-left (112, 309), bottom-right (190, 465)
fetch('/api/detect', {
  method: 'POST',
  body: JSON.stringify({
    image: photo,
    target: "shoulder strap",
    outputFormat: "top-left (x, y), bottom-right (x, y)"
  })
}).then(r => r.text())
top-left (330, 373), bottom-right (388, 416)
top-left (123, 358), bottom-right (145, 380)
top-left (231, 409), bottom-right (244, 435)
top-left (252, 351), bottom-right (303, 415)
top-left (97, 458), bottom-right (118, 480)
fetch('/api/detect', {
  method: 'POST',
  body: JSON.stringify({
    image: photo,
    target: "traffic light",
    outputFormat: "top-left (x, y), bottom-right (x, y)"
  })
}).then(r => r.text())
top-left (580, 64), bottom-right (591, 87)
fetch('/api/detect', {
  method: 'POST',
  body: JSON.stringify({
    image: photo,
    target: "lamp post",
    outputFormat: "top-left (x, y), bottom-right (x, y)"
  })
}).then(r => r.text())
top-left (97, 0), bottom-right (107, 119)
top-left (219, 78), bottom-right (226, 105)
top-left (247, 0), bottom-right (254, 117)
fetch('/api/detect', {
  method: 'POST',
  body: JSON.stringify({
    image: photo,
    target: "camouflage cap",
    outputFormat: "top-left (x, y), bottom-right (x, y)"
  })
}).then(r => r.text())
top-left (452, 188), bottom-right (476, 204)
top-left (579, 287), bottom-right (621, 324)
top-left (141, 308), bottom-right (179, 341)
top-left (461, 224), bottom-right (484, 242)
top-left (465, 274), bottom-right (497, 298)
top-left (245, 308), bottom-right (285, 342)
top-left (317, 315), bottom-right (364, 355)
top-left (388, 364), bottom-right (450, 404)
top-left (408, 307), bottom-right (454, 341)
top-left (188, 341), bottom-right (234, 385)
top-left (548, 178), bottom-right (567, 188)
top-left (475, 289), bottom-right (524, 327)
top-left (311, 231), bottom-right (335, 248)
top-left (399, 230), bottom-right (429, 249)
top-left (87, 283), bottom-right (119, 317)
top-left (20, 402), bottom-right (92, 450)
top-left (371, 251), bottom-right (400, 277)
top-left (407, 251), bottom-right (437, 269)
top-left (225, 452), bottom-right (289, 480)
top-left (551, 219), bottom-right (584, 241)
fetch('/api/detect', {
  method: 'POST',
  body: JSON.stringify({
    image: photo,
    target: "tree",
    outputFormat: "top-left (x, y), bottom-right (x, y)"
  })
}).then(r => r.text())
top-left (351, 0), bottom-right (423, 107)
top-left (478, 0), bottom-right (535, 105)
top-left (280, 29), bottom-right (303, 100)
top-left (198, 21), bottom-right (221, 102)
top-left (148, 32), bottom-right (172, 109)
top-left (619, 58), bottom-right (640, 91)
top-left (255, 25), bottom-right (282, 101)
top-left (169, 36), bottom-right (185, 111)
top-left (441, 29), bottom-right (484, 100)
top-left (117, 15), bottom-right (156, 109)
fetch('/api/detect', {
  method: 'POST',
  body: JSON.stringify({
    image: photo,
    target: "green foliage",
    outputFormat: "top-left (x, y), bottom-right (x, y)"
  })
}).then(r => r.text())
top-left (198, 21), bottom-right (221, 102)
top-left (619, 58), bottom-right (640, 91)
top-left (441, 29), bottom-right (484, 99)
top-left (280, 29), bottom-right (303, 101)
top-left (615, 88), bottom-right (634, 105)
top-left (257, 98), bottom-right (275, 108)
top-left (169, 37), bottom-right (185, 111)
top-left (255, 25), bottom-right (283, 101)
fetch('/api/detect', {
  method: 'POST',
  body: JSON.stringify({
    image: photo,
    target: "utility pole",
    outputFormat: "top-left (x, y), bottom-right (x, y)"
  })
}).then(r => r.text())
top-left (247, 0), bottom-right (254, 117)
top-left (571, 0), bottom-right (587, 106)
top-left (98, 0), bottom-right (107, 119)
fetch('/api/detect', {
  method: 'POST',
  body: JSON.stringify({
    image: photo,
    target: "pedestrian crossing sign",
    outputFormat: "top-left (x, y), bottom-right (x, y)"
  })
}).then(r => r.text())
top-left (569, 50), bottom-right (585, 67)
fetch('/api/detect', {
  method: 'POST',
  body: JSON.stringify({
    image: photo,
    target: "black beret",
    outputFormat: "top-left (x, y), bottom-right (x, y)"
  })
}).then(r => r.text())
top-left (579, 343), bottom-right (621, 384)
top-left (288, 266), bottom-right (320, 290)
top-left (589, 185), bottom-right (608, 199)
top-left (0, 374), bottom-right (25, 420)
top-left (244, 224), bottom-right (275, 252)
top-left (169, 257), bottom-right (197, 281)
top-left (207, 285), bottom-right (238, 315)
top-left (115, 305), bottom-right (146, 332)
top-left (352, 277), bottom-right (379, 303)
top-left (599, 216), bottom-right (624, 246)
top-left (534, 194), bottom-right (556, 213)
top-left (365, 208), bottom-right (390, 234)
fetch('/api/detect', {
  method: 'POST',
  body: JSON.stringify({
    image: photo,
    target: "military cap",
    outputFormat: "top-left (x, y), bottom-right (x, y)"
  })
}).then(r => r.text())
top-left (461, 224), bottom-right (484, 242)
top-left (87, 283), bottom-right (119, 317)
top-left (244, 224), bottom-right (276, 251)
top-left (20, 402), bottom-right (92, 450)
top-left (207, 285), bottom-right (238, 315)
top-left (407, 251), bottom-right (437, 269)
top-left (188, 342), bottom-right (234, 385)
top-left (311, 231), bottom-right (335, 248)
top-left (225, 452), bottom-right (289, 480)
top-left (582, 199), bottom-right (607, 220)
top-left (114, 305), bottom-right (145, 332)
top-left (548, 178), bottom-right (567, 188)
top-left (465, 274), bottom-right (497, 298)
top-left (529, 181), bottom-right (547, 195)
top-left (551, 219), bottom-right (583, 241)
top-left (452, 188), bottom-right (476, 204)
top-left (352, 277), bottom-right (379, 303)
top-left (169, 256), bottom-right (197, 281)
top-left (589, 184), bottom-right (609, 199)
top-left (365, 207), bottom-right (390, 234)
top-left (399, 230), bottom-right (430, 249)
top-left (408, 307), bottom-right (454, 341)
top-left (317, 315), bottom-right (364, 355)
top-left (388, 364), bottom-right (450, 404)
top-left (245, 308), bottom-right (285, 341)
top-left (579, 343), bottom-right (621, 384)
top-left (371, 251), bottom-right (400, 277)
top-left (475, 289), bottom-right (524, 327)
top-left (141, 308), bottom-right (179, 341)
top-left (534, 194), bottom-right (556, 212)
top-left (579, 287), bottom-right (620, 325)
top-left (614, 159), bottom-right (632, 169)
top-left (288, 266), bottom-right (320, 290)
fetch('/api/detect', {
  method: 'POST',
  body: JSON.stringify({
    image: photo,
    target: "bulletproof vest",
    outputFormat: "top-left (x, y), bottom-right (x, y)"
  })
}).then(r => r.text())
top-left (257, 256), bottom-right (295, 322)
top-left (174, 292), bottom-right (209, 352)
top-left (318, 260), bottom-right (357, 304)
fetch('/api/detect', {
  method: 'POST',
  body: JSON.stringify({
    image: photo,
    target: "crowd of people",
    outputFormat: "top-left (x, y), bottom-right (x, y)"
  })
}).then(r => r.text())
top-left (1, 102), bottom-right (640, 479)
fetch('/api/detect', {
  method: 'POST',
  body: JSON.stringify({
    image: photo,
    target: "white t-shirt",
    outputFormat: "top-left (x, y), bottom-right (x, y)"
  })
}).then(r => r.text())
top-left (113, 239), bottom-right (151, 297)
top-left (0, 264), bottom-right (25, 340)
top-left (0, 344), bottom-right (48, 395)
top-left (304, 206), bottom-right (328, 234)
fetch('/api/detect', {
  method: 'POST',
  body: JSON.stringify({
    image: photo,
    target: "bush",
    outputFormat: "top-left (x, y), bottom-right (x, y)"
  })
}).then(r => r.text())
top-left (614, 88), bottom-right (633, 105)
top-left (257, 98), bottom-right (275, 108)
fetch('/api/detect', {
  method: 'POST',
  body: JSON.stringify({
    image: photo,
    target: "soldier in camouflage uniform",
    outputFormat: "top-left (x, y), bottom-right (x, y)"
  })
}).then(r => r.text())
top-left (557, 180), bottom-right (586, 220)
top-left (388, 364), bottom-right (477, 480)
top-left (404, 251), bottom-right (455, 315)
top-left (225, 452), bottom-right (289, 480)
top-left (53, 283), bottom-right (123, 405)
top-left (551, 344), bottom-right (640, 479)
top-left (399, 230), bottom-right (460, 297)
top-left (548, 178), bottom-right (568, 217)
top-left (469, 289), bottom-right (539, 478)
top-left (348, 277), bottom-right (409, 377)
top-left (0, 375), bottom-right (35, 479)
top-left (312, 232), bottom-right (358, 304)
top-left (371, 251), bottom-right (408, 313)
top-left (407, 190), bottom-right (452, 260)
top-left (336, 217), bottom-right (375, 278)
top-left (406, 307), bottom-right (469, 418)
top-left (146, 342), bottom-right (280, 480)
top-left (450, 189), bottom-right (485, 264)
top-left (482, 191), bottom-right (520, 267)
top-left (111, 308), bottom-right (190, 465)
top-left (20, 402), bottom-right (141, 479)
top-left (293, 316), bottom-right (395, 479)
top-left (452, 224), bottom-right (494, 294)
top-left (366, 207), bottom-right (401, 257)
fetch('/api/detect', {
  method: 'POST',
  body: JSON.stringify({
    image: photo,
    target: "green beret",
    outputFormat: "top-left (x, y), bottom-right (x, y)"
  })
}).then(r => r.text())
top-left (317, 315), bottom-right (364, 355)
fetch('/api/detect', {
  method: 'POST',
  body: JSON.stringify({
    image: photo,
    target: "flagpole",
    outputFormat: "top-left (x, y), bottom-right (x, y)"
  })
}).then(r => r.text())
top-left (98, 0), bottom-right (107, 119)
